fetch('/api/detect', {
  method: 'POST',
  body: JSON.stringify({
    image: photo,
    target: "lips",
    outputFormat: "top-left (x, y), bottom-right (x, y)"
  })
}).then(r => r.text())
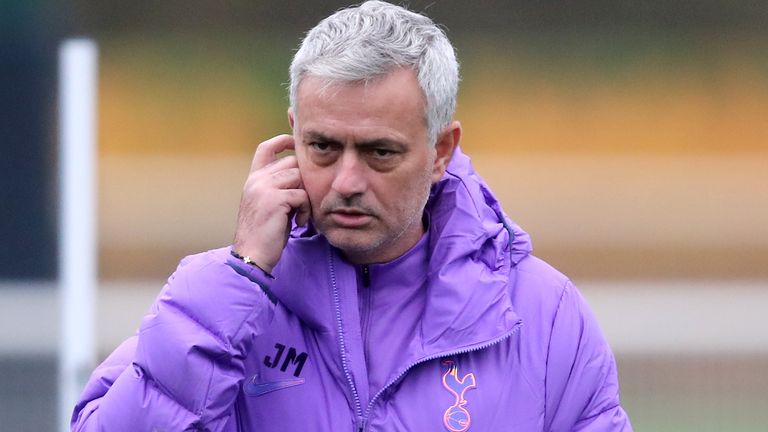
top-left (328, 208), bottom-right (374, 228)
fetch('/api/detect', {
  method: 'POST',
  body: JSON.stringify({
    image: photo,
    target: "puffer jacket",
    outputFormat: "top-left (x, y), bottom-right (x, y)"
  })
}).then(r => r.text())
top-left (72, 147), bottom-right (632, 431)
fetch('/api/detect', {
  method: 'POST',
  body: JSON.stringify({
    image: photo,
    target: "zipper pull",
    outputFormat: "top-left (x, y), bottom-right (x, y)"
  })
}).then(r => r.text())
top-left (357, 415), bottom-right (366, 431)
top-left (361, 265), bottom-right (371, 287)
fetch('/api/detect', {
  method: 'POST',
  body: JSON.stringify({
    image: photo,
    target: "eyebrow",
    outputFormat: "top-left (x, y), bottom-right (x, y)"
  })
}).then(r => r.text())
top-left (303, 130), bottom-right (407, 150)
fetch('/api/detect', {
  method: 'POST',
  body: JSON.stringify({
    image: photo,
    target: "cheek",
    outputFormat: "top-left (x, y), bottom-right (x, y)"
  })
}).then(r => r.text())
top-left (391, 168), bottom-right (433, 211)
top-left (296, 163), bottom-right (326, 206)
top-left (302, 177), bottom-right (327, 208)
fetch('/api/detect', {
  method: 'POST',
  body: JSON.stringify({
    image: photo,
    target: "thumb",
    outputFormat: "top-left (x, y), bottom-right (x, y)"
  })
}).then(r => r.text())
top-left (295, 200), bottom-right (311, 227)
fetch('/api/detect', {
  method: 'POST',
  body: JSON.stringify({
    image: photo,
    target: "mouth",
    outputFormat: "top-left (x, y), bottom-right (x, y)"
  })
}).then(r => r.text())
top-left (328, 208), bottom-right (374, 228)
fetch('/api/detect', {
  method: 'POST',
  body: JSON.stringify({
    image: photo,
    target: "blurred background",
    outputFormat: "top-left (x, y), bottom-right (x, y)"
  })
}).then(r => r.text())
top-left (2, 0), bottom-right (767, 430)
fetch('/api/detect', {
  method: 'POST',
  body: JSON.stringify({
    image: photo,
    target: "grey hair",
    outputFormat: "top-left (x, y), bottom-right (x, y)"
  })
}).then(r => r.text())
top-left (289, 0), bottom-right (459, 145)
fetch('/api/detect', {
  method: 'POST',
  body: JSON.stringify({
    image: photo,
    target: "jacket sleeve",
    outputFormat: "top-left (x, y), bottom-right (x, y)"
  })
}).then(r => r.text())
top-left (71, 248), bottom-right (277, 432)
top-left (544, 280), bottom-right (632, 431)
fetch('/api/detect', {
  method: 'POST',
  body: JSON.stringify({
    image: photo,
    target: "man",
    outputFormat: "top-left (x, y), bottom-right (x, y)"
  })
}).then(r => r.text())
top-left (72, 1), bottom-right (632, 431)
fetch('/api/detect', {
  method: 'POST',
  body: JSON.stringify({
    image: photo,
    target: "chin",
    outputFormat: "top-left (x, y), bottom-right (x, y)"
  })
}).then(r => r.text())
top-left (327, 236), bottom-right (377, 254)
top-left (325, 231), bottom-right (384, 260)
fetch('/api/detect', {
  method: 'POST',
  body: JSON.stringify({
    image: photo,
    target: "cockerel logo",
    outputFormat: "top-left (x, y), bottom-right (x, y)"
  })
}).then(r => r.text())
top-left (441, 358), bottom-right (477, 431)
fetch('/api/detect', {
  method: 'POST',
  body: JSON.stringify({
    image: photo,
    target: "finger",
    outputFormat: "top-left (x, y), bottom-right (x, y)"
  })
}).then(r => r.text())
top-left (262, 154), bottom-right (298, 175)
top-left (291, 166), bottom-right (309, 225)
top-left (269, 167), bottom-right (302, 190)
top-left (250, 134), bottom-right (295, 171)
top-left (295, 199), bottom-right (311, 226)
top-left (280, 189), bottom-right (310, 215)
top-left (243, 161), bottom-right (300, 192)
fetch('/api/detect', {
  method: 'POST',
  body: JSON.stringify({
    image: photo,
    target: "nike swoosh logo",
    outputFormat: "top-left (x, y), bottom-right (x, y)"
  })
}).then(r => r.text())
top-left (243, 376), bottom-right (306, 397)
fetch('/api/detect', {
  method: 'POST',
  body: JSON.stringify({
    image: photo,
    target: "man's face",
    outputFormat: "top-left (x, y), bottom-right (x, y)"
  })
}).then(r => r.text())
top-left (291, 68), bottom-right (447, 264)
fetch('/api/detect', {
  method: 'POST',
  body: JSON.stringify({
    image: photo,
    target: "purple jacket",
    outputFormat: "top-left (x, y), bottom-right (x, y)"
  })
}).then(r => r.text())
top-left (73, 148), bottom-right (631, 431)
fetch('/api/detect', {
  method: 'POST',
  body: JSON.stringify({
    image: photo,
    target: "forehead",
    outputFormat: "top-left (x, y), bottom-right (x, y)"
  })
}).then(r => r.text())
top-left (294, 69), bottom-right (428, 143)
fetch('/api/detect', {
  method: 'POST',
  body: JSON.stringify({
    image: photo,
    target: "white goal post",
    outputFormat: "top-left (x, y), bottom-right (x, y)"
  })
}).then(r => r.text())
top-left (58, 38), bottom-right (98, 432)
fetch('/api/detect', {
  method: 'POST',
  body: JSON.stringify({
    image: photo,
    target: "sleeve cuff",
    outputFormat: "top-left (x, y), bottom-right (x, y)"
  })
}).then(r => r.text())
top-left (226, 248), bottom-right (278, 305)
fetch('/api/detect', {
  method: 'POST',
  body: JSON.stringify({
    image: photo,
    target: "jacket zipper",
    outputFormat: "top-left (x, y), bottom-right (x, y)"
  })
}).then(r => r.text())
top-left (360, 265), bottom-right (372, 386)
top-left (361, 265), bottom-right (371, 287)
top-left (328, 253), bottom-right (364, 431)
top-left (331, 252), bottom-right (522, 431)
top-left (360, 322), bottom-right (523, 431)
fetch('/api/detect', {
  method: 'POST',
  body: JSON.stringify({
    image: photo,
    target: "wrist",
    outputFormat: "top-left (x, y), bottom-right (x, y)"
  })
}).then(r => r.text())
top-left (230, 249), bottom-right (274, 275)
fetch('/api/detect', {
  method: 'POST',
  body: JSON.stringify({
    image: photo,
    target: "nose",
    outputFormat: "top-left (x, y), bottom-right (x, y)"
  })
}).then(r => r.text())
top-left (331, 151), bottom-right (367, 197)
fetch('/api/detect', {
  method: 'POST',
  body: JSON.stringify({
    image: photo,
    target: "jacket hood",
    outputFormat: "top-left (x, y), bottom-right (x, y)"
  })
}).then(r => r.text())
top-left (420, 146), bottom-right (530, 353)
top-left (272, 146), bottom-right (531, 353)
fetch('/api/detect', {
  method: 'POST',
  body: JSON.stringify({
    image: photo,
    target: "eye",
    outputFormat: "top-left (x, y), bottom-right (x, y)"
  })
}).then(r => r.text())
top-left (371, 147), bottom-right (396, 159)
top-left (364, 146), bottom-right (402, 172)
top-left (310, 141), bottom-right (333, 153)
top-left (306, 140), bottom-right (340, 166)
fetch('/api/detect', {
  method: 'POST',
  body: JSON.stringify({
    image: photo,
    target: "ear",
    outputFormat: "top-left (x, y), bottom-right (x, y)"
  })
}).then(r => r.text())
top-left (431, 120), bottom-right (461, 183)
top-left (288, 107), bottom-right (295, 129)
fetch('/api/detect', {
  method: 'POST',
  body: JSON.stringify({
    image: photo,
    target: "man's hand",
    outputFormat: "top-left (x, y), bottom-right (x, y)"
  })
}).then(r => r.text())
top-left (233, 134), bottom-right (310, 273)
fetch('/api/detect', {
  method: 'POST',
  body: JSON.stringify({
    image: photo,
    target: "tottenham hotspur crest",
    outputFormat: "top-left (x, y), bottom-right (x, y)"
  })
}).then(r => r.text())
top-left (440, 358), bottom-right (477, 431)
